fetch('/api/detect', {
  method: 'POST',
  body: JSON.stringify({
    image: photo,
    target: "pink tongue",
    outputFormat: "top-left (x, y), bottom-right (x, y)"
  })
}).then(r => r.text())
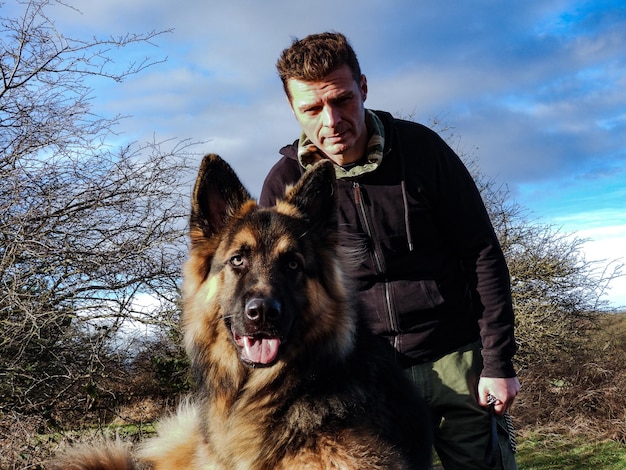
top-left (239, 336), bottom-right (280, 364)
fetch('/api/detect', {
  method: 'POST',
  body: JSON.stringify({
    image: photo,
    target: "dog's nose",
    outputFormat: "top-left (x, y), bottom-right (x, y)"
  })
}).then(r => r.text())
top-left (245, 297), bottom-right (281, 323)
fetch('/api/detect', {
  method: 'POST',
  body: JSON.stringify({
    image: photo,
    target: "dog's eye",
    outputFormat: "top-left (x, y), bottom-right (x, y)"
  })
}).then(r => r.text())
top-left (230, 255), bottom-right (245, 267)
top-left (286, 259), bottom-right (301, 271)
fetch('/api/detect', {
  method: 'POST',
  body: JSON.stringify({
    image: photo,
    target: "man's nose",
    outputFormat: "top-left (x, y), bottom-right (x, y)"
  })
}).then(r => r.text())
top-left (321, 105), bottom-right (340, 127)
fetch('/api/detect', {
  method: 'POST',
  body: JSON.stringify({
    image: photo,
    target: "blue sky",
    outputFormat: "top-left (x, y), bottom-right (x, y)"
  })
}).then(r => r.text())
top-left (6, 0), bottom-right (625, 308)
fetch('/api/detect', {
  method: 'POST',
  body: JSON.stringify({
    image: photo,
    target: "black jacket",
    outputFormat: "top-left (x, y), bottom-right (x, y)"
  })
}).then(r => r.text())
top-left (260, 110), bottom-right (516, 377)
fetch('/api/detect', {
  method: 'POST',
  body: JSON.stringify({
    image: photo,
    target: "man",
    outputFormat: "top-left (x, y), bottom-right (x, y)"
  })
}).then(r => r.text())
top-left (260, 32), bottom-right (520, 470)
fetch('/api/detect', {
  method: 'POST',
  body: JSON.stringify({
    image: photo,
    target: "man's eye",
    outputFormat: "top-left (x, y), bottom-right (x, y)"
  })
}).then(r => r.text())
top-left (230, 255), bottom-right (244, 267)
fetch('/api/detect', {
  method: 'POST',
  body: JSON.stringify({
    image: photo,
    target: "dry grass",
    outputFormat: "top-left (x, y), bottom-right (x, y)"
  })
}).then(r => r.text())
top-left (0, 412), bottom-right (55, 470)
top-left (514, 312), bottom-right (626, 443)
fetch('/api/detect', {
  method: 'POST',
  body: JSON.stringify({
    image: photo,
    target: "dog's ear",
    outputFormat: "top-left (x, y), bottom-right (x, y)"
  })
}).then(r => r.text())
top-left (286, 159), bottom-right (338, 232)
top-left (190, 154), bottom-right (251, 244)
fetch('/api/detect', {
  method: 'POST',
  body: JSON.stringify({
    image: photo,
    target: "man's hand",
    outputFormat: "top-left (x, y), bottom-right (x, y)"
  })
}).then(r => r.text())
top-left (478, 376), bottom-right (521, 415)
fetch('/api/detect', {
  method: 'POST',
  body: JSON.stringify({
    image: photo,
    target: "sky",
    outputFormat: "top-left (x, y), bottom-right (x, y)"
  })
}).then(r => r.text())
top-left (4, 0), bottom-right (625, 308)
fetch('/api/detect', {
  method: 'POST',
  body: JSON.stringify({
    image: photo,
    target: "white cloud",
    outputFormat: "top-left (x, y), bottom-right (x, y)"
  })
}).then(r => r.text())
top-left (552, 210), bottom-right (626, 310)
top-left (579, 232), bottom-right (626, 311)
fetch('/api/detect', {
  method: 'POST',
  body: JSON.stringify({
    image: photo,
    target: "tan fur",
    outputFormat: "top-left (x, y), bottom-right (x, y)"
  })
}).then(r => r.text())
top-left (137, 403), bottom-right (208, 469)
top-left (49, 440), bottom-right (138, 470)
top-left (278, 430), bottom-right (405, 470)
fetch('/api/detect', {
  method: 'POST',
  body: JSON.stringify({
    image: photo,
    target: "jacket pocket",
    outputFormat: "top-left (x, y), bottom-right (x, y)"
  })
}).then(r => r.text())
top-left (356, 279), bottom-right (445, 336)
top-left (391, 279), bottom-right (445, 312)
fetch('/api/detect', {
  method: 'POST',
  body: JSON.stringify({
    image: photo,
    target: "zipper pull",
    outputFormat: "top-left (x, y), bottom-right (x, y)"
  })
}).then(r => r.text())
top-left (353, 181), bottom-right (361, 204)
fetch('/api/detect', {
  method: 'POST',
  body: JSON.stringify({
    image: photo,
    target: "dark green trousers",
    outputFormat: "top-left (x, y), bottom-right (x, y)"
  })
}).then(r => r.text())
top-left (405, 342), bottom-right (518, 470)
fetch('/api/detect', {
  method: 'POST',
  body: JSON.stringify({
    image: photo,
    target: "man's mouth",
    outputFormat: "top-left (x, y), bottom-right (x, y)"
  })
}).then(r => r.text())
top-left (323, 130), bottom-right (348, 144)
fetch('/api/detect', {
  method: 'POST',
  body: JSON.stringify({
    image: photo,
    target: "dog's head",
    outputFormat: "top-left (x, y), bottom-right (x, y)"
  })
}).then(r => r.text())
top-left (182, 155), bottom-right (355, 374)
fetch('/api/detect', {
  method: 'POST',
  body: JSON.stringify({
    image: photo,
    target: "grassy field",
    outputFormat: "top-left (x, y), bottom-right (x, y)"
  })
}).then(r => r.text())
top-left (516, 430), bottom-right (626, 469)
top-left (429, 430), bottom-right (626, 470)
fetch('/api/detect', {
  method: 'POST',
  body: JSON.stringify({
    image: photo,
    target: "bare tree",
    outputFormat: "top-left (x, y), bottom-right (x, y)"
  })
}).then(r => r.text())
top-left (466, 157), bottom-right (622, 369)
top-left (1, 0), bottom-right (193, 416)
top-left (431, 120), bottom-right (623, 369)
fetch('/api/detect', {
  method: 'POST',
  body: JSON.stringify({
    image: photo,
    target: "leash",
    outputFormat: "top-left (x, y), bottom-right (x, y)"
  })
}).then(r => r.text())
top-left (485, 394), bottom-right (517, 466)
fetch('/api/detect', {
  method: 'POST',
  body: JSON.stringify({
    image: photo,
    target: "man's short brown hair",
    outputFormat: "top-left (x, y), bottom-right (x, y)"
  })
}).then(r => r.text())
top-left (276, 32), bottom-right (362, 100)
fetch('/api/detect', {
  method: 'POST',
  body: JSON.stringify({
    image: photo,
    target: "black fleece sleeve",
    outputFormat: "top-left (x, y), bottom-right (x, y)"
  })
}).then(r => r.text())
top-left (432, 138), bottom-right (517, 378)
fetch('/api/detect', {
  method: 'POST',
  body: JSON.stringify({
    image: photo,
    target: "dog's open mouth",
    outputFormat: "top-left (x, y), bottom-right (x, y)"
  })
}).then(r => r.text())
top-left (232, 331), bottom-right (281, 366)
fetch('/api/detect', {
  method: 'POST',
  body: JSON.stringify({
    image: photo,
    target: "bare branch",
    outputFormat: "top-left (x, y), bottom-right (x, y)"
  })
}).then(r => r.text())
top-left (1, 0), bottom-right (192, 415)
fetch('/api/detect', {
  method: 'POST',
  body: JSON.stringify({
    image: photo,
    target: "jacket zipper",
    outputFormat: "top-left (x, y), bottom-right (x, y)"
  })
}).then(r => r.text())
top-left (352, 182), bottom-right (399, 349)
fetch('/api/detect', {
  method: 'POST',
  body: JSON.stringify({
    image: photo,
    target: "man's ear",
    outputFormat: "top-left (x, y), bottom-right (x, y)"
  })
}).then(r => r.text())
top-left (360, 74), bottom-right (368, 102)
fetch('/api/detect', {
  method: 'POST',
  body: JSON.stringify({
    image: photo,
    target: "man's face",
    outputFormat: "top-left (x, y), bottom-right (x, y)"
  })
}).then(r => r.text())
top-left (286, 65), bottom-right (368, 166)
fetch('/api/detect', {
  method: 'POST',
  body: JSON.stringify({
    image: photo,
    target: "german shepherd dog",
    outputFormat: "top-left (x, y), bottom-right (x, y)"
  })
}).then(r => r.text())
top-left (52, 154), bottom-right (431, 469)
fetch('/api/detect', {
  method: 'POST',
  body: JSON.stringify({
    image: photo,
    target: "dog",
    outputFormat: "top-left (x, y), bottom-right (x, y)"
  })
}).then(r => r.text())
top-left (52, 154), bottom-right (431, 469)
